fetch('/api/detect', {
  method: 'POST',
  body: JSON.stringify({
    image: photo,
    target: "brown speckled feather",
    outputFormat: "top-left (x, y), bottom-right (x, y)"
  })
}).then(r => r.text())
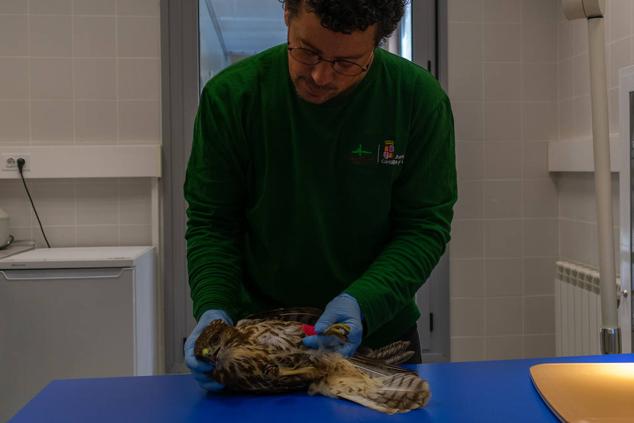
top-left (194, 308), bottom-right (430, 413)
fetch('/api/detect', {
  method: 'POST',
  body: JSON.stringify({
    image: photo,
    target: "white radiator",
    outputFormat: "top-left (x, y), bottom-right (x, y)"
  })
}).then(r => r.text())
top-left (555, 261), bottom-right (620, 356)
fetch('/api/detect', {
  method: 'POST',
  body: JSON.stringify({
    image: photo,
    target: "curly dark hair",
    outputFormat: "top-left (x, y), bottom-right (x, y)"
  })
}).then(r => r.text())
top-left (281, 0), bottom-right (408, 46)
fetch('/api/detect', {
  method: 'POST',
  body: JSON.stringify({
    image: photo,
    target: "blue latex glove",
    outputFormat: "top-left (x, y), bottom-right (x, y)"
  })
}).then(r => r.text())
top-left (303, 293), bottom-right (363, 356)
top-left (184, 309), bottom-right (233, 392)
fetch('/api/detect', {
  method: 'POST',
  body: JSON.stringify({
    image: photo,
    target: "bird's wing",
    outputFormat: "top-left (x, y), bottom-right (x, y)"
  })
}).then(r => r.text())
top-left (240, 307), bottom-right (323, 325)
top-left (356, 340), bottom-right (415, 365)
top-left (309, 354), bottom-right (430, 414)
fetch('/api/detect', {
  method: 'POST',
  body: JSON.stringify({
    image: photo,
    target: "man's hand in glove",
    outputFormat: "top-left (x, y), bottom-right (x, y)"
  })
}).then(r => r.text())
top-left (184, 309), bottom-right (233, 392)
top-left (303, 293), bottom-right (363, 356)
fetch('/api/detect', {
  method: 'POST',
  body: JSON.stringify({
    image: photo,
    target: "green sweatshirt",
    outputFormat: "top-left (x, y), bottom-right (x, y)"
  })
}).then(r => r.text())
top-left (185, 44), bottom-right (456, 347)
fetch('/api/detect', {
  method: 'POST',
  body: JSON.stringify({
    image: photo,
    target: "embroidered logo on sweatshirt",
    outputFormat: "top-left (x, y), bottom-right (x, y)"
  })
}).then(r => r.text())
top-left (349, 144), bottom-right (374, 164)
top-left (378, 140), bottom-right (404, 166)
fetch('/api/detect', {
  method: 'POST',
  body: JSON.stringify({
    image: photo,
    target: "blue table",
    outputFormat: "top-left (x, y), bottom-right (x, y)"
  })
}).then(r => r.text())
top-left (10, 354), bottom-right (634, 422)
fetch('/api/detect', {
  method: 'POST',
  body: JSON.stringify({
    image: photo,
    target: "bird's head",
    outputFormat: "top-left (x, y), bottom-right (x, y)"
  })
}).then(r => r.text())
top-left (194, 319), bottom-right (234, 363)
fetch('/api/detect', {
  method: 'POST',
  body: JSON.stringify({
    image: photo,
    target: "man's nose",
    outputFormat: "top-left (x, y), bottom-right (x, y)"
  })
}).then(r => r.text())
top-left (311, 61), bottom-right (335, 86)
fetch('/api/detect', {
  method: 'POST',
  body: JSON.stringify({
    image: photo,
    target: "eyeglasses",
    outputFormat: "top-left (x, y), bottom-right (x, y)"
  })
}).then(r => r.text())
top-left (287, 46), bottom-right (372, 76)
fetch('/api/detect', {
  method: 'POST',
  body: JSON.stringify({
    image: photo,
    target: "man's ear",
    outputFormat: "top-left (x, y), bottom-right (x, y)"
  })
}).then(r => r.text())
top-left (284, 6), bottom-right (290, 27)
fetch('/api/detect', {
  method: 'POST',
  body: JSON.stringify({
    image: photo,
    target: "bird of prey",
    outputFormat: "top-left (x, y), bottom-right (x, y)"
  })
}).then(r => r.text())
top-left (194, 307), bottom-right (430, 414)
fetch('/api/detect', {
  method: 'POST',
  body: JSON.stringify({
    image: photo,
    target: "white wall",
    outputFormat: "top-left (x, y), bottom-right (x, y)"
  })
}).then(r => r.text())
top-left (0, 0), bottom-right (161, 247)
top-left (448, 0), bottom-right (633, 362)
top-left (448, 0), bottom-right (558, 361)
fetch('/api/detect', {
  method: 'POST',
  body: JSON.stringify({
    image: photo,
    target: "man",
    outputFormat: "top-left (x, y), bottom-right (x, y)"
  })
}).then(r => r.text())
top-left (184, 0), bottom-right (456, 392)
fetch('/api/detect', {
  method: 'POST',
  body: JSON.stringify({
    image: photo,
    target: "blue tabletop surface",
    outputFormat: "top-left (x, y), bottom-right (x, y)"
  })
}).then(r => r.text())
top-left (10, 353), bottom-right (634, 422)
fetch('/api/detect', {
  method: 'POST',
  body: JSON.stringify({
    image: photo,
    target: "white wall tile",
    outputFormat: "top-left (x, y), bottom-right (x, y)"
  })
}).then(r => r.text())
top-left (609, 37), bottom-right (631, 89)
top-left (73, 58), bottom-right (117, 99)
top-left (0, 0), bottom-right (27, 13)
top-left (456, 180), bottom-right (483, 219)
top-left (524, 333), bottom-right (555, 358)
top-left (557, 58), bottom-right (574, 100)
top-left (523, 63), bottom-right (556, 101)
top-left (523, 23), bottom-right (556, 63)
top-left (73, 16), bottom-right (116, 57)
top-left (0, 58), bottom-right (28, 99)
top-left (523, 258), bottom-right (555, 296)
top-left (29, 15), bottom-right (72, 57)
top-left (450, 259), bottom-right (485, 298)
top-left (572, 53), bottom-right (590, 96)
top-left (451, 220), bottom-right (484, 259)
top-left (484, 62), bottom-right (521, 101)
top-left (0, 101), bottom-right (28, 143)
top-left (34, 226), bottom-right (76, 248)
top-left (486, 297), bottom-right (523, 335)
top-left (524, 219), bottom-right (558, 257)
top-left (521, 0), bottom-right (556, 23)
top-left (448, 61), bottom-right (483, 101)
top-left (0, 15), bottom-right (28, 56)
top-left (73, 0), bottom-right (116, 15)
top-left (449, 22), bottom-right (483, 64)
top-left (75, 101), bottom-right (117, 143)
top-left (484, 180), bottom-right (522, 218)
top-left (558, 98), bottom-right (575, 139)
top-left (118, 100), bottom-right (160, 143)
top-left (451, 298), bottom-right (485, 336)
top-left (484, 0), bottom-right (521, 23)
top-left (119, 179), bottom-right (152, 224)
top-left (30, 58), bottom-right (73, 99)
top-left (117, 16), bottom-right (160, 57)
top-left (0, 181), bottom-right (31, 227)
top-left (28, 180), bottom-right (76, 226)
top-left (571, 19), bottom-right (588, 55)
top-left (485, 336), bottom-right (523, 360)
top-left (29, 0), bottom-right (71, 14)
top-left (572, 96), bottom-right (592, 139)
top-left (607, 0), bottom-right (631, 42)
top-left (30, 100), bottom-right (74, 143)
top-left (116, 0), bottom-right (160, 16)
top-left (119, 224), bottom-right (152, 245)
top-left (524, 101), bottom-right (556, 141)
top-left (523, 179), bottom-right (557, 218)
top-left (453, 101), bottom-right (484, 141)
top-left (523, 142), bottom-right (548, 178)
top-left (448, 0), bottom-right (482, 22)
top-left (485, 258), bottom-right (522, 297)
top-left (76, 181), bottom-right (119, 224)
top-left (484, 23), bottom-right (521, 62)
top-left (484, 101), bottom-right (522, 141)
top-left (484, 219), bottom-right (522, 258)
top-left (118, 58), bottom-right (160, 100)
top-left (456, 141), bottom-right (484, 180)
top-left (451, 337), bottom-right (486, 361)
top-left (557, 22), bottom-right (573, 61)
top-left (483, 142), bottom-right (522, 179)
top-left (77, 225), bottom-right (119, 246)
top-left (524, 296), bottom-right (555, 333)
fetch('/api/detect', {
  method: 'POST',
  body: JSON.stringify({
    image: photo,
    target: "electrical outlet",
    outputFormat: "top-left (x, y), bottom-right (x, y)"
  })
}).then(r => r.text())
top-left (2, 153), bottom-right (31, 171)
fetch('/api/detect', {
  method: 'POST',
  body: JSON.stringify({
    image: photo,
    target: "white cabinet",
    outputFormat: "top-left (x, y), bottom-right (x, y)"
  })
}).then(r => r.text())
top-left (0, 246), bottom-right (157, 422)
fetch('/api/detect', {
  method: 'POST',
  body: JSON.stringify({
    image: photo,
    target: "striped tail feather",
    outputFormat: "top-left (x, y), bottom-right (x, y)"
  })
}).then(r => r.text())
top-left (309, 355), bottom-right (431, 414)
top-left (242, 307), bottom-right (322, 325)
top-left (358, 340), bottom-right (414, 365)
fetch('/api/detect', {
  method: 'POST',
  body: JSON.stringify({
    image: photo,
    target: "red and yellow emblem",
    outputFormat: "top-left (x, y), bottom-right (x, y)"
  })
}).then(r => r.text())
top-left (383, 140), bottom-right (395, 160)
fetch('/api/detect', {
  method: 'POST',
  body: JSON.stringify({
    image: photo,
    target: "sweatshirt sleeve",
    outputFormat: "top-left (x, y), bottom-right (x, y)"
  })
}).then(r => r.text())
top-left (184, 85), bottom-right (247, 322)
top-left (345, 94), bottom-right (457, 337)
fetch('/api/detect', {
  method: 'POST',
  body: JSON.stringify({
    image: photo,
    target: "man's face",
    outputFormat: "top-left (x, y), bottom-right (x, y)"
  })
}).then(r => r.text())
top-left (284, 5), bottom-right (376, 104)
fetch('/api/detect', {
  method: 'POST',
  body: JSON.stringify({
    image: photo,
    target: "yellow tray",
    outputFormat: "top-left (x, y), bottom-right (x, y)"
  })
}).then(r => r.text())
top-left (530, 363), bottom-right (634, 422)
